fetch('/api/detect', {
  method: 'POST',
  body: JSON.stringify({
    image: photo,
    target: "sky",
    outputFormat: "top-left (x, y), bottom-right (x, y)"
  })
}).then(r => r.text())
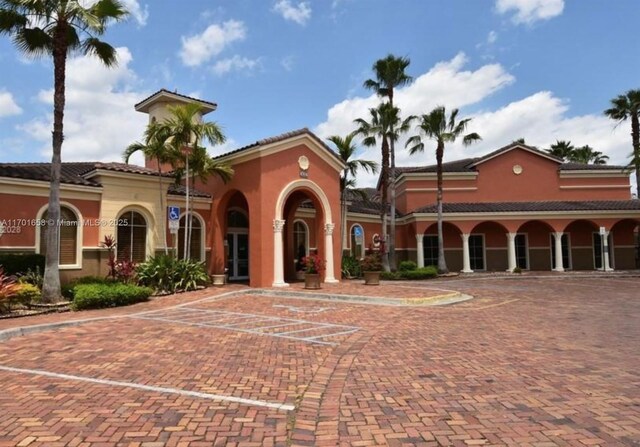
top-left (1, 0), bottom-right (640, 189)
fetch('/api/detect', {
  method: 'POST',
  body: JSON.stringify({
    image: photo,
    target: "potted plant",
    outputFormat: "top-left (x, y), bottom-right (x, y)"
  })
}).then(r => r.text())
top-left (301, 253), bottom-right (325, 289)
top-left (361, 252), bottom-right (382, 285)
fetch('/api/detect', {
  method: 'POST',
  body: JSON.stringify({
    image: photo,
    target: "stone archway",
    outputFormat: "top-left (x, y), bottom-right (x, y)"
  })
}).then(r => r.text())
top-left (273, 179), bottom-right (337, 287)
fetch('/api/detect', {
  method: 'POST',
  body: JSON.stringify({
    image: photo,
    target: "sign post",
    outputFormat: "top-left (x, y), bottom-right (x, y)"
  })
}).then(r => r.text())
top-left (168, 206), bottom-right (180, 234)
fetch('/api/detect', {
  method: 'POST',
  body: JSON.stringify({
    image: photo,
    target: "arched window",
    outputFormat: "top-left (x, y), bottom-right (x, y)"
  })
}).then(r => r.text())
top-left (228, 209), bottom-right (249, 228)
top-left (350, 224), bottom-right (364, 259)
top-left (39, 206), bottom-right (79, 266)
top-left (117, 211), bottom-right (147, 262)
top-left (178, 213), bottom-right (204, 261)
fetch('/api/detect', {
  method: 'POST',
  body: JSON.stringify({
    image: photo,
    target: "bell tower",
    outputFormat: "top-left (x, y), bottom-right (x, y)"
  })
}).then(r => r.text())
top-left (134, 89), bottom-right (217, 170)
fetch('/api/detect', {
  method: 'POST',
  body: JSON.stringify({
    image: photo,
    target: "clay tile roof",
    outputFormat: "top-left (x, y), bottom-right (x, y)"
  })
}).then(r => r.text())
top-left (167, 183), bottom-right (211, 198)
top-left (394, 158), bottom-right (479, 177)
top-left (0, 162), bottom-right (100, 186)
top-left (413, 200), bottom-right (640, 214)
top-left (90, 162), bottom-right (173, 177)
top-left (0, 161), bottom-right (174, 187)
top-left (215, 128), bottom-right (344, 164)
top-left (134, 89), bottom-right (217, 113)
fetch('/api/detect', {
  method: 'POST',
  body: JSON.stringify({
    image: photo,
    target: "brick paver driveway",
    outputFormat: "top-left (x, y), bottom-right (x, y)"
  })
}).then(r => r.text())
top-left (0, 275), bottom-right (639, 446)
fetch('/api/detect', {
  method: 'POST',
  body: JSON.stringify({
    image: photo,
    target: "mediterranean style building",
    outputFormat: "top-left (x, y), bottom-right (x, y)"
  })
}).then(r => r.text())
top-left (1, 90), bottom-right (639, 287)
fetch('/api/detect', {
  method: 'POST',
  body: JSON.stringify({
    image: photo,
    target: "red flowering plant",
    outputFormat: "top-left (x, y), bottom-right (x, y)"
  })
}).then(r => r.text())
top-left (301, 253), bottom-right (326, 274)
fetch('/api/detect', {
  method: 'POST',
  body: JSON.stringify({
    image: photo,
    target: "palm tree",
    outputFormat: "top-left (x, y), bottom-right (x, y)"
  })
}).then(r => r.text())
top-left (406, 106), bottom-right (481, 274)
top-left (546, 140), bottom-right (576, 160)
top-left (363, 54), bottom-right (412, 270)
top-left (152, 103), bottom-right (230, 260)
top-left (568, 145), bottom-right (609, 165)
top-left (354, 102), bottom-right (413, 272)
top-left (605, 89), bottom-right (640, 197)
top-left (173, 145), bottom-right (233, 260)
top-left (327, 132), bottom-right (379, 259)
top-left (0, 0), bottom-right (128, 302)
top-left (123, 123), bottom-right (175, 255)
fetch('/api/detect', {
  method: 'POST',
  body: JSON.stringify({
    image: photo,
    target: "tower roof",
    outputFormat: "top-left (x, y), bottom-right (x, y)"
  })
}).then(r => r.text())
top-left (134, 89), bottom-right (217, 114)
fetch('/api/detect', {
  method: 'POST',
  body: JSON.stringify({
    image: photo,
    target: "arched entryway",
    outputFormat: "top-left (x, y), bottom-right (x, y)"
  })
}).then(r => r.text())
top-left (468, 221), bottom-right (509, 271)
top-left (273, 179), bottom-right (337, 287)
top-left (563, 219), bottom-right (600, 270)
top-left (422, 222), bottom-right (463, 270)
top-left (609, 218), bottom-right (640, 269)
top-left (517, 220), bottom-right (555, 271)
top-left (221, 192), bottom-right (250, 281)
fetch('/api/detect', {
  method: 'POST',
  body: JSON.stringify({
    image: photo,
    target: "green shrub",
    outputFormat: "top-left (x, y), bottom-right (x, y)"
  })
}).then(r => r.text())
top-left (513, 267), bottom-right (522, 274)
top-left (72, 283), bottom-right (152, 310)
top-left (380, 266), bottom-right (438, 281)
top-left (17, 266), bottom-right (43, 289)
top-left (14, 283), bottom-right (41, 307)
top-left (341, 255), bottom-right (362, 278)
top-left (381, 271), bottom-right (401, 280)
top-left (398, 260), bottom-right (417, 271)
top-left (0, 254), bottom-right (45, 276)
top-left (136, 255), bottom-right (209, 294)
top-left (62, 276), bottom-right (113, 300)
top-left (400, 266), bottom-right (438, 280)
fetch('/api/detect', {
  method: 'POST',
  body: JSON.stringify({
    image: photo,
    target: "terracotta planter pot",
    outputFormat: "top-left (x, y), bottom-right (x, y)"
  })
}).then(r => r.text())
top-left (363, 271), bottom-right (381, 285)
top-left (304, 273), bottom-right (321, 289)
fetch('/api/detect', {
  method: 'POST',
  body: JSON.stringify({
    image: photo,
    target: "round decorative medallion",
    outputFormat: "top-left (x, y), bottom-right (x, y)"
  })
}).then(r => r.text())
top-left (512, 164), bottom-right (523, 175)
top-left (298, 155), bottom-right (310, 170)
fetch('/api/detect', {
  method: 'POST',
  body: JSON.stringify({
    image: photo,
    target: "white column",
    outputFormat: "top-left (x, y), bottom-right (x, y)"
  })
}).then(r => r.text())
top-left (324, 223), bottom-right (338, 283)
top-left (603, 230), bottom-right (612, 271)
top-left (461, 233), bottom-right (472, 273)
top-left (507, 233), bottom-right (517, 272)
top-left (553, 232), bottom-right (564, 272)
top-left (272, 219), bottom-right (288, 287)
top-left (416, 234), bottom-right (425, 268)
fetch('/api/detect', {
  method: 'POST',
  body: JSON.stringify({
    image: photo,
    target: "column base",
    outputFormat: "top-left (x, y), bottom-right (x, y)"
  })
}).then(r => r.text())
top-left (271, 281), bottom-right (290, 288)
top-left (324, 279), bottom-right (339, 284)
top-left (553, 268), bottom-right (565, 272)
top-left (461, 269), bottom-right (473, 274)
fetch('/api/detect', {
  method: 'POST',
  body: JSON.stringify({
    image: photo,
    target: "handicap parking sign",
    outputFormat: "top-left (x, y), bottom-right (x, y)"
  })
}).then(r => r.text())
top-left (168, 206), bottom-right (180, 221)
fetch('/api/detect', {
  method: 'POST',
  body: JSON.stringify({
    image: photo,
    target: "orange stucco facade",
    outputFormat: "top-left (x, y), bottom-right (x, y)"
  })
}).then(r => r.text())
top-left (1, 91), bottom-right (639, 286)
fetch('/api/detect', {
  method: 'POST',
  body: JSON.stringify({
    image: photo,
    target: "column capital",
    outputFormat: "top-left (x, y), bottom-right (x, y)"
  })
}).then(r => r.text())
top-left (461, 233), bottom-right (470, 240)
top-left (273, 219), bottom-right (285, 233)
top-left (554, 231), bottom-right (564, 238)
top-left (415, 233), bottom-right (424, 242)
top-left (324, 223), bottom-right (335, 235)
top-left (507, 232), bottom-right (518, 239)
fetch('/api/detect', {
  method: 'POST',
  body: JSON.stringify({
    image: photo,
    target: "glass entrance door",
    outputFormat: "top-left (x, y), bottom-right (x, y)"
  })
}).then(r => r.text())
top-left (227, 232), bottom-right (249, 280)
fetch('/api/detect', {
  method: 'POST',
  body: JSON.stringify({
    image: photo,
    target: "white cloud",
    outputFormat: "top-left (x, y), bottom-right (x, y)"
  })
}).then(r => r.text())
top-left (120, 0), bottom-right (149, 26)
top-left (0, 90), bottom-right (22, 117)
top-left (20, 47), bottom-right (149, 165)
top-left (212, 55), bottom-right (261, 76)
top-left (496, 0), bottom-right (564, 24)
top-left (314, 53), bottom-right (632, 191)
top-left (281, 55), bottom-right (295, 72)
top-left (487, 30), bottom-right (498, 44)
top-left (315, 52), bottom-right (515, 141)
top-left (273, 0), bottom-right (312, 25)
top-left (180, 20), bottom-right (247, 67)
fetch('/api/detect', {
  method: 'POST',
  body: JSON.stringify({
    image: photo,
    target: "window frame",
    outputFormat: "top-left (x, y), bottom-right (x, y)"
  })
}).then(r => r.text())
top-left (35, 202), bottom-right (83, 270)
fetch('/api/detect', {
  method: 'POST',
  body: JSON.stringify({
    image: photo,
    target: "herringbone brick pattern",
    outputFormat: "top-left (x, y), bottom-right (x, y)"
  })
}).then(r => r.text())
top-left (0, 276), bottom-right (638, 446)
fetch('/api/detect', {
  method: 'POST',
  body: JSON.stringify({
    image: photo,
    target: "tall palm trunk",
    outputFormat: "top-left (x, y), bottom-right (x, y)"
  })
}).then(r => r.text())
top-left (183, 156), bottom-right (189, 260)
top-left (632, 113), bottom-right (640, 199)
top-left (157, 159), bottom-right (168, 256)
top-left (436, 142), bottom-right (448, 274)
top-left (340, 173), bottom-right (346, 258)
top-left (380, 137), bottom-right (390, 272)
top-left (42, 27), bottom-right (68, 303)
top-left (388, 92), bottom-right (397, 271)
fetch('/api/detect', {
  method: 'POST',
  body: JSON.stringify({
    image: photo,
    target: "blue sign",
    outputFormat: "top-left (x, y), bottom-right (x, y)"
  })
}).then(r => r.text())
top-left (354, 226), bottom-right (363, 237)
top-left (168, 206), bottom-right (180, 221)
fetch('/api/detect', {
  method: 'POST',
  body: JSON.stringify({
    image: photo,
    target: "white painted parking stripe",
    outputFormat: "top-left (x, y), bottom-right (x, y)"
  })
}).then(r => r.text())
top-left (0, 364), bottom-right (294, 411)
top-left (306, 328), bottom-right (360, 340)
top-left (131, 315), bottom-right (339, 345)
